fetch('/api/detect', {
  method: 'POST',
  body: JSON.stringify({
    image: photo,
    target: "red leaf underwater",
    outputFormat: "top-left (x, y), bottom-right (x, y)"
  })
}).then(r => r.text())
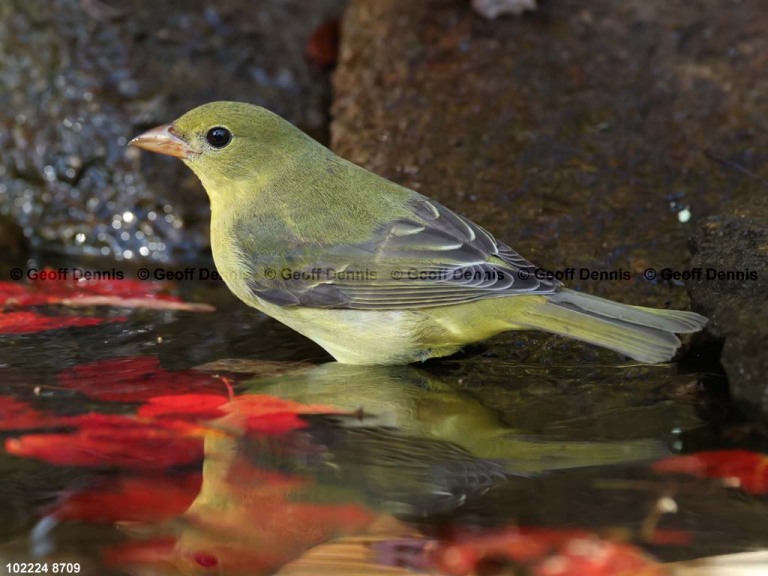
top-left (0, 268), bottom-right (213, 311)
top-left (653, 449), bottom-right (768, 495)
top-left (0, 267), bottom-right (214, 334)
top-left (52, 473), bottom-right (202, 523)
top-left (5, 359), bottom-right (346, 471)
top-left (137, 394), bottom-right (230, 422)
top-left (0, 310), bottom-right (121, 334)
top-left (57, 356), bottom-right (229, 403)
top-left (5, 413), bottom-right (204, 470)
top-left (4, 387), bottom-right (345, 469)
top-left (0, 396), bottom-right (69, 431)
top-left (216, 394), bottom-right (342, 435)
top-left (141, 393), bottom-right (344, 435)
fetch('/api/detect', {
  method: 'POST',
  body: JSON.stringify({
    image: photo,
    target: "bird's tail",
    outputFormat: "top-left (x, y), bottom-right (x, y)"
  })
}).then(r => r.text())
top-left (519, 289), bottom-right (707, 364)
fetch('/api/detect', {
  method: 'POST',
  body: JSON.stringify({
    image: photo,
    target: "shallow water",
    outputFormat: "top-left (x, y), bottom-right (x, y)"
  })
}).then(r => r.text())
top-left (0, 256), bottom-right (765, 576)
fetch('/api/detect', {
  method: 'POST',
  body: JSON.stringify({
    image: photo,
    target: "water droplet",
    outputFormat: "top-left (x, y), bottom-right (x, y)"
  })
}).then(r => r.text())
top-left (139, 246), bottom-right (150, 256)
top-left (43, 165), bottom-right (56, 182)
top-left (677, 208), bottom-right (691, 223)
top-left (123, 211), bottom-right (134, 223)
top-left (123, 249), bottom-right (134, 259)
top-left (147, 211), bottom-right (157, 221)
top-left (75, 233), bottom-right (86, 244)
top-left (120, 231), bottom-right (130, 241)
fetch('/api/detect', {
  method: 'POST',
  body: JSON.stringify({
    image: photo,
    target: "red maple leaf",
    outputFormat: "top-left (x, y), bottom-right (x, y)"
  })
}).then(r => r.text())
top-left (57, 356), bottom-right (230, 403)
top-left (52, 473), bottom-right (202, 523)
top-left (0, 268), bottom-right (213, 311)
top-left (653, 450), bottom-right (768, 495)
top-left (0, 310), bottom-right (123, 334)
top-left (0, 396), bottom-right (72, 431)
top-left (5, 413), bottom-right (204, 470)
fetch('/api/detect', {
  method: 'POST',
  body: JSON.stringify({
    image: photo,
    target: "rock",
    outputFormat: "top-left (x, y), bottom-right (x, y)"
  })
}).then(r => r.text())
top-left (472, 0), bottom-right (537, 19)
top-left (687, 194), bottom-right (768, 414)
top-left (332, 0), bottom-right (767, 312)
top-left (0, 214), bottom-right (26, 257)
top-left (0, 0), bottom-right (343, 261)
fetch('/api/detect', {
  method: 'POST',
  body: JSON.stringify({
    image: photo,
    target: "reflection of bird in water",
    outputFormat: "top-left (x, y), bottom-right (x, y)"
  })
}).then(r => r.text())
top-left (297, 417), bottom-right (514, 518)
top-left (245, 363), bottom-right (667, 473)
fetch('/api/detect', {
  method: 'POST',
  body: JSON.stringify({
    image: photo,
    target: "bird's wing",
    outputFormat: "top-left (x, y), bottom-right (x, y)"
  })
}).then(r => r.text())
top-left (248, 198), bottom-right (560, 310)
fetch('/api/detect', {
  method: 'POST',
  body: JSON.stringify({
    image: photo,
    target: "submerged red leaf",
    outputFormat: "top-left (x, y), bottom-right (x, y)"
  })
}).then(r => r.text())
top-left (140, 392), bottom-right (344, 434)
top-left (57, 356), bottom-right (229, 403)
top-left (0, 282), bottom-right (33, 305)
top-left (53, 473), bottom-right (202, 523)
top-left (137, 393), bottom-right (229, 421)
top-left (0, 310), bottom-right (120, 334)
top-left (0, 268), bottom-right (213, 311)
top-left (653, 449), bottom-right (768, 494)
top-left (216, 394), bottom-right (343, 435)
top-left (5, 413), bottom-right (203, 470)
top-left (5, 364), bottom-right (345, 471)
top-left (0, 396), bottom-right (70, 431)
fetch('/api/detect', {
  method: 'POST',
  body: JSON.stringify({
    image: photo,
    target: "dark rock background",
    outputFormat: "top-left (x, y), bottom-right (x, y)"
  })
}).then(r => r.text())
top-left (331, 0), bottom-right (768, 412)
top-left (0, 0), bottom-right (343, 261)
top-left (688, 195), bottom-right (768, 414)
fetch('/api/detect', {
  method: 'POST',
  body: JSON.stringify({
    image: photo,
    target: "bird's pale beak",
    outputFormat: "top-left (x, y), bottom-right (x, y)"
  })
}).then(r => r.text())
top-left (129, 124), bottom-right (196, 159)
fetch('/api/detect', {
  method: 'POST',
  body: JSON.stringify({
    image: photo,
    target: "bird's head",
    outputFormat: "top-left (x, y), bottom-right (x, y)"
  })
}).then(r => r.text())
top-left (130, 101), bottom-right (312, 199)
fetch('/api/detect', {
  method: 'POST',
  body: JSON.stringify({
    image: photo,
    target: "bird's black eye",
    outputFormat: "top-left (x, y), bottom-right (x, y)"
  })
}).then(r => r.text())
top-left (206, 127), bottom-right (232, 148)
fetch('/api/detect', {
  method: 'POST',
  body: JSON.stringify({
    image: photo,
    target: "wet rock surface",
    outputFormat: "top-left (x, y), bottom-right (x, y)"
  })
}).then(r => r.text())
top-left (332, 0), bottom-right (768, 405)
top-left (688, 194), bottom-right (768, 415)
top-left (0, 0), bottom-right (343, 261)
top-left (333, 0), bottom-right (766, 303)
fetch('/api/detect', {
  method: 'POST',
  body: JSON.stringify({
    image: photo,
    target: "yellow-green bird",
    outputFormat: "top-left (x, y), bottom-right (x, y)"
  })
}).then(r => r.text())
top-left (130, 102), bottom-right (707, 365)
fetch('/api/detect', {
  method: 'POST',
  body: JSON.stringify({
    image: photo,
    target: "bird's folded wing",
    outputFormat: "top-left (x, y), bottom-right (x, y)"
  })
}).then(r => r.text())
top-left (248, 198), bottom-right (560, 309)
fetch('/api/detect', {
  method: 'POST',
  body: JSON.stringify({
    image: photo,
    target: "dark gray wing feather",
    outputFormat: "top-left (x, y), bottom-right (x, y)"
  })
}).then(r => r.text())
top-left (248, 198), bottom-right (559, 309)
